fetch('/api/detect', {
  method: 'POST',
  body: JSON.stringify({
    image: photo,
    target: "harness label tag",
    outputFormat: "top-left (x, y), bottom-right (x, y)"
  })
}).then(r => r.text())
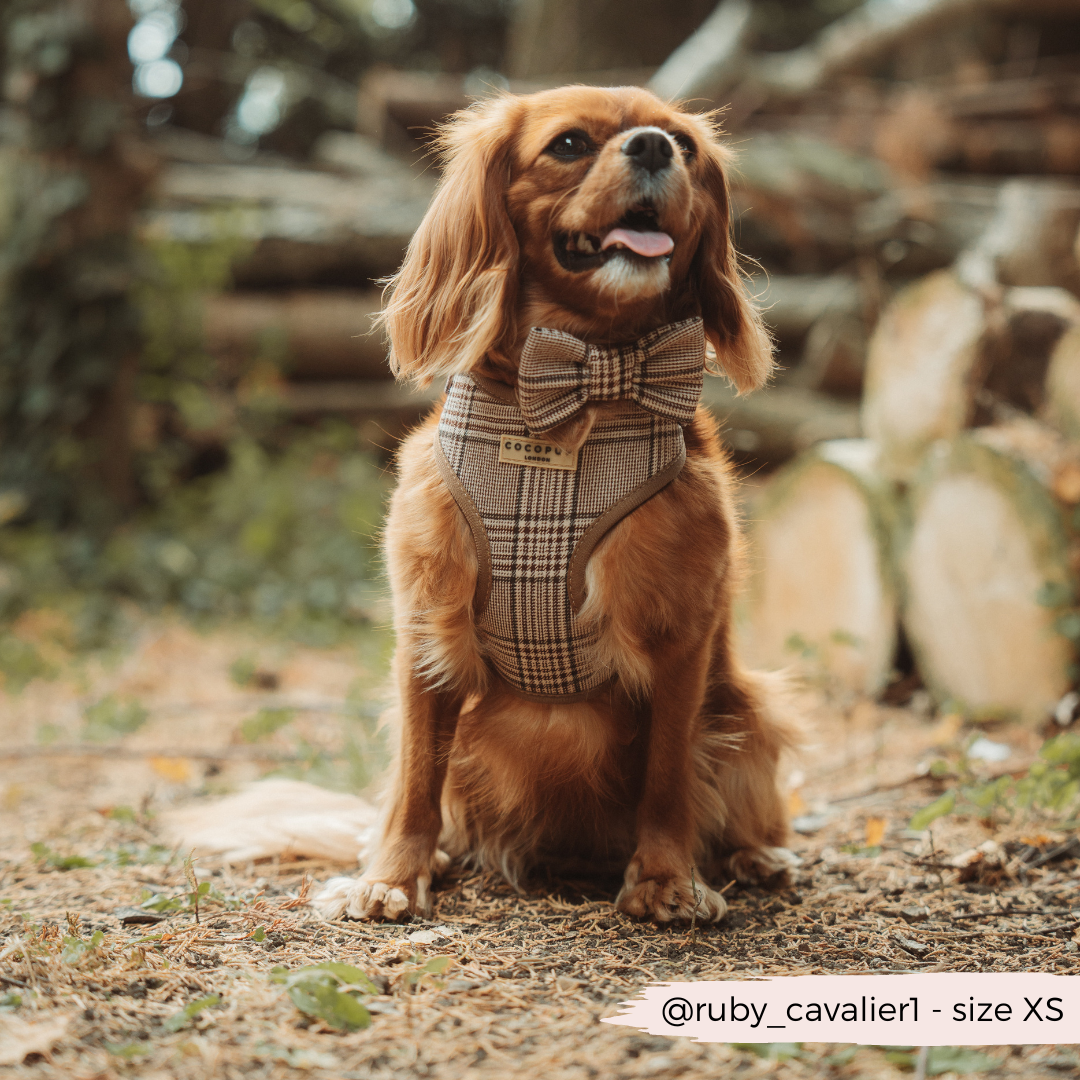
top-left (498, 436), bottom-right (578, 471)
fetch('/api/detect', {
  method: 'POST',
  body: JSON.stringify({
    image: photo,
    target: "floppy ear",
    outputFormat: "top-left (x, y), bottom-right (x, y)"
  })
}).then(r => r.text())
top-left (381, 95), bottom-right (521, 386)
top-left (690, 138), bottom-right (774, 394)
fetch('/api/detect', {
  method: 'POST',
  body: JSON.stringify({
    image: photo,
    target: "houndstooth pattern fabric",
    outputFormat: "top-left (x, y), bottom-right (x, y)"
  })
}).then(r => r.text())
top-left (517, 317), bottom-right (706, 435)
top-left (437, 372), bottom-right (690, 698)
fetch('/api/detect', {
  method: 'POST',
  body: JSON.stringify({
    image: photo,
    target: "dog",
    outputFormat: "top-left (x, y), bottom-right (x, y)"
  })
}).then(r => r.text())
top-left (314, 85), bottom-right (798, 925)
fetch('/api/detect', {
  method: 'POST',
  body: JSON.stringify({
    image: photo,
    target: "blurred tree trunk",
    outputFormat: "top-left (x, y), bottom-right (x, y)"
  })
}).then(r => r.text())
top-left (506, 0), bottom-right (716, 79)
top-left (0, 0), bottom-right (156, 527)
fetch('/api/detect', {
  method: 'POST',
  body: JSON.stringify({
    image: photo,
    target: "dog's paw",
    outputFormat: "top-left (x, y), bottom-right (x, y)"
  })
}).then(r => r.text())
top-left (615, 862), bottom-right (726, 924)
top-left (313, 874), bottom-right (429, 921)
top-left (724, 845), bottom-right (802, 886)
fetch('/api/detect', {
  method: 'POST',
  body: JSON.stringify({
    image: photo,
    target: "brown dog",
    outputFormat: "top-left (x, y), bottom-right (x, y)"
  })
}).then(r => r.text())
top-left (315, 85), bottom-right (797, 924)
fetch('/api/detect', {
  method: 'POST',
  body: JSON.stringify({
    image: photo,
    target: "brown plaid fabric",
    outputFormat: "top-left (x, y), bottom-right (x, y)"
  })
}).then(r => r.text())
top-left (435, 372), bottom-right (691, 699)
top-left (517, 317), bottom-right (706, 435)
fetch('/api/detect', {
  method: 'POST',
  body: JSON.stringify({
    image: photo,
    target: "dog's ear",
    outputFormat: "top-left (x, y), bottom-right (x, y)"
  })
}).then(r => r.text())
top-left (690, 137), bottom-right (774, 394)
top-left (382, 96), bottom-right (521, 386)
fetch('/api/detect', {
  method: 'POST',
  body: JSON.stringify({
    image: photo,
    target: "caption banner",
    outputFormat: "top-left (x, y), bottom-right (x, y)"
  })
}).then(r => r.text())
top-left (604, 973), bottom-right (1079, 1045)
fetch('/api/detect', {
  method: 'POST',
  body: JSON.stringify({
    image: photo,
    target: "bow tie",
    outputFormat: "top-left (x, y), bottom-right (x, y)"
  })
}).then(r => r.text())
top-left (515, 317), bottom-right (706, 436)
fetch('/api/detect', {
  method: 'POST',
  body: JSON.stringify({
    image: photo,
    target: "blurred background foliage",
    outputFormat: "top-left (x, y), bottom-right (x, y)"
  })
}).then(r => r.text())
top-left (4, 0), bottom-right (1079, 699)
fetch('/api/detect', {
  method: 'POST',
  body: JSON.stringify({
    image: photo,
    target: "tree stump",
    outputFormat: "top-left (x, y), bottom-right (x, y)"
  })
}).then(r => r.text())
top-left (901, 423), bottom-right (1079, 723)
top-left (741, 439), bottom-right (898, 695)
top-left (862, 269), bottom-right (987, 480)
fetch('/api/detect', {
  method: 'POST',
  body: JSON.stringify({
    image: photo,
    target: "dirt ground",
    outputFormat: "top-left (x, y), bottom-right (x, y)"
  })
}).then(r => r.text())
top-left (1, 618), bottom-right (1079, 1079)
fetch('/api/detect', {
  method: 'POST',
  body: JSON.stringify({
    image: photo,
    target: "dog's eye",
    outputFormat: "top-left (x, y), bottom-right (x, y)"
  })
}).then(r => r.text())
top-left (546, 130), bottom-right (593, 159)
top-left (671, 131), bottom-right (697, 161)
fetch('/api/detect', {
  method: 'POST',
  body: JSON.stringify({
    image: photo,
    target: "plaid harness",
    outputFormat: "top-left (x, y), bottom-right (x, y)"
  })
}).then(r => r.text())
top-left (434, 320), bottom-right (704, 700)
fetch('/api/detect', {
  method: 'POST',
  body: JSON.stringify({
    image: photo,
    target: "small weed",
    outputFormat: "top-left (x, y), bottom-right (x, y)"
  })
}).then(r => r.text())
top-left (240, 707), bottom-right (293, 743)
top-left (910, 733), bottom-right (1080, 830)
top-left (401, 954), bottom-right (453, 991)
top-left (82, 695), bottom-right (148, 742)
top-left (163, 994), bottom-right (221, 1033)
top-left (883, 1046), bottom-right (1000, 1075)
top-left (271, 962), bottom-right (377, 1031)
top-left (30, 842), bottom-right (95, 870)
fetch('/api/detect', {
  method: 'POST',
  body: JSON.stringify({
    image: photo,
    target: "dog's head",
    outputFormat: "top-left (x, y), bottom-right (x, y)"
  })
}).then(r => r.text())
top-left (384, 85), bottom-right (772, 394)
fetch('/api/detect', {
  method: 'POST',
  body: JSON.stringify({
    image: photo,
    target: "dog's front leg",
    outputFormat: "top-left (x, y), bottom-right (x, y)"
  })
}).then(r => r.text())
top-left (316, 648), bottom-right (461, 921)
top-left (616, 637), bottom-right (727, 923)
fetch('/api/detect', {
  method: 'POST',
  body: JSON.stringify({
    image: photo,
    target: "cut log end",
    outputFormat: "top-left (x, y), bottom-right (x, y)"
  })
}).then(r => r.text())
top-left (742, 439), bottom-right (897, 696)
top-left (903, 436), bottom-right (1075, 723)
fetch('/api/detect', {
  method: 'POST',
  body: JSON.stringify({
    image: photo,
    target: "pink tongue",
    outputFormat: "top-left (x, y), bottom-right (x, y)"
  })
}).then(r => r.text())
top-left (600, 228), bottom-right (674, 257)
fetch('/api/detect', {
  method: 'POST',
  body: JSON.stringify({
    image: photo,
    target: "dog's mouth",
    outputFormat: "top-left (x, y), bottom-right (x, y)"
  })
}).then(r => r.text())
top-left (553, 204), bottom-right (674, 273)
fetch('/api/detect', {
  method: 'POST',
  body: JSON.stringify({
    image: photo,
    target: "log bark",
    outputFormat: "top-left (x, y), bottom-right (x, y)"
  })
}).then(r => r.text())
top-left (901, 421), bottom-right (1080, 723)
top-left (745, 0), bottom-right (1080, 100)
top-left (1045, 325), bottom-right (1080, 444)
top-left (862, 269), bottom-right (1078, 478)
top-left (957, 179), bottom-right (1080, 296)
top-left (505, 0), bottom-right (714, 80)
top-left (145, 160), bottom-right (435, 286)
top-left (201, 290), bottom-right (388, 379)
top-left (647, 0), bottom-right (753, 104)
top-left (741, 439), bottom-right (899, 696)
top-left (702, 380), bottom-right (861, 461)
top-left (862, 270), bottom-right (988, 480)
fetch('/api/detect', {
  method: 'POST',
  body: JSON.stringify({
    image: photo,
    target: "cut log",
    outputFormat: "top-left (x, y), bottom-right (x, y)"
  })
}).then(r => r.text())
top-left (647, 0), bottom-right (753, 104)
top-left (863, 273), bottom-right (1079, 478)
top-left (1045, 325), bottom-right (1080, 443)
top-left (703, 380), bottom-right (861, 461)
top-left (956, 178), bottom-right (1080, 296)
top-left (862, 270), bottom-right (988, 480)
top-left (978, 287), bottom-right (1080, 419)
top-left (143, 161), bottom-right (436, 286)
top-left (748, 274), bottom-right (862, 342)
top-left (741, 439), bottom-right (898, 696)
top-left (201, 290), bottom-right (388, 379)
top-left (742, 0), bottom-right (1080, 100)
top-left (504, 0), bottom-right (714, 80)
top-left (901, 422), bottom-right (1080, 723)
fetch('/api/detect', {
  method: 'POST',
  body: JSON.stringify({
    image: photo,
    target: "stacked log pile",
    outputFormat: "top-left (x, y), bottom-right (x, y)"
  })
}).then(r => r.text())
top-left (743, 184), bottom-right (1080, 722)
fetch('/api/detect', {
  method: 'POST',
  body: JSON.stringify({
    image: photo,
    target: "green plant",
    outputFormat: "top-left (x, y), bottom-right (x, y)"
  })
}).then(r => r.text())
top-left (82, 695), bottom-right (148, 741)
top-left (909, 733), bottom-right (1080, 830)
top-left (271, 962), bottom-right (378, 1031)
top-left (163, 994), bottom-right (221, 1033)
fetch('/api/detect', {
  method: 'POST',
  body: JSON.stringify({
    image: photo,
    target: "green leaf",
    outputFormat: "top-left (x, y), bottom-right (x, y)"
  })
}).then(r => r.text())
top-left (30, 842), bottom-right (94, 870)
top-left (60, 931), bottom-right (102, 965)
top-left (105, 1042), bottom-right (151, 1059)
top-left (730, 1043), bottom-right (801, 1061)
top-left (196, 882), bottom-right (211, 897)
top-left (82, 695), bottom-right (148, 742)
top-left (240, 707), bottom-right (294, 743)
top-left (284, 972), bottom-right (370, 1031)
top-left (297, 962), bottom-right (379, 995)
top-left (909, 790), bottom-right (956, 831)
top-left (163, 994), bottom-right (220, 1033)
top-left (252, 926), bottom-right (266, 942)
top-left (140, 893), bottom-right (186, 913)
top-left (423, 956), bottom-right (452, 974)
top-left (926, 1047), bottom-right (1002, 1075)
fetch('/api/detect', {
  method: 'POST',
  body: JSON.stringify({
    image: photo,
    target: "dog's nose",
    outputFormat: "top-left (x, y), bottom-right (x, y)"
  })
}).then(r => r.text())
top-left (621, 129), bottom-right (674, 174)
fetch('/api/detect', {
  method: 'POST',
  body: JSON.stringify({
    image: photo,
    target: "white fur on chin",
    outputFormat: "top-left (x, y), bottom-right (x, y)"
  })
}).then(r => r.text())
top-left (592, 252), bottom-right (671, 298)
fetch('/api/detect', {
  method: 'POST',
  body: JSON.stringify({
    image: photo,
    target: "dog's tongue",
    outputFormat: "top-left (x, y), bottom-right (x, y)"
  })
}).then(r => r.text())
top-left (600, 228), bottom-right (674, 257)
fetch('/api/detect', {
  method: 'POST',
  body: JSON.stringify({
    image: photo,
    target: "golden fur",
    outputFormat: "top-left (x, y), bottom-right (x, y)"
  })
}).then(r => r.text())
top-left (315, 85), bottom-right (797, 924)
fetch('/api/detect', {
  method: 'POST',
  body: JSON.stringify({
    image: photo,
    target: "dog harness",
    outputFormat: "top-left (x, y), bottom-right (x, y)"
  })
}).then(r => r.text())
top-left (434, 317), bottom-right (706, 701)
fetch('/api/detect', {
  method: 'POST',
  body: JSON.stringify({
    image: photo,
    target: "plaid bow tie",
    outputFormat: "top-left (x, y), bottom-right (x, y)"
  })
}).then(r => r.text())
top-left (516, 317), bottom-right (706, 436)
